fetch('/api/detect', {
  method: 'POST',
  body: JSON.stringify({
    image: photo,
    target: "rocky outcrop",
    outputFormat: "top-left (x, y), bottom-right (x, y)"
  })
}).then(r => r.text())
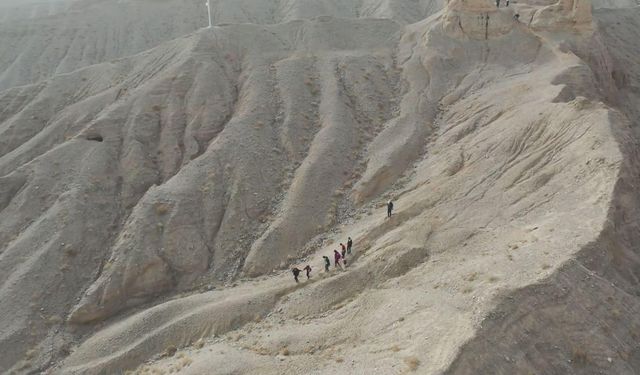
top-left (531, 0), bottom-right (593, 30)
top-left (443, 0), bottom-right (516, 39)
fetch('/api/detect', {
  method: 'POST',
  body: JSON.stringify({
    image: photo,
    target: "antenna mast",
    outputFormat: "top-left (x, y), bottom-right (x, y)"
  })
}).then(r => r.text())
top-left (206, 0), bottom-right (213, 28)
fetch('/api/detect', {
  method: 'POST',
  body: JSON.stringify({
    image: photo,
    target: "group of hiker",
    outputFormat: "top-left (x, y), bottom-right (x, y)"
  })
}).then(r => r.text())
top-left (291, 200), bottom-right (396, 283)
top-left (291, 265), bottom-right (312, 283)
top-left (496, 0), bottom-right (520, 21)
top-left (291, 237), bottom-right (353, 283)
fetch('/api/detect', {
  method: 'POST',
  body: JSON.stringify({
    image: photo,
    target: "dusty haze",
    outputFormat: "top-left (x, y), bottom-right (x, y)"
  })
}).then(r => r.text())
top-left (1, 0), bottom-right (640, 374)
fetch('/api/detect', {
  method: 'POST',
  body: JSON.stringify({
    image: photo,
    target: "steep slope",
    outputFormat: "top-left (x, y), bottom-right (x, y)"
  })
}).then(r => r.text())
top-left (445, 5), bottom-right (640, 374)
top-left (0, 0), bottom-right (72, 23)
top-left (1, 0), bottom-right (640, 374)
top-left (32, 0), bottom-right (637, 374)
top-left (0, 0), bottom-right (445, 91)
top-left (592, 0), bottom-right (640, 8)
top-left (0, 0), bottom-right (205, 90)
top-left (0, 15), bottom-right (406, 372)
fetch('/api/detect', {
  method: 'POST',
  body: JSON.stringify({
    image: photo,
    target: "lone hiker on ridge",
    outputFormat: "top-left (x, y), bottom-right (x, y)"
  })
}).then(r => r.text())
top-left (387, 200), bottom-right (394, 218)
top-left (292, 267), bottom-right (302, 283)
top-left (323, 256), bottom-right (331, 272)
top-left (347, 237), bottom-right (353, 254)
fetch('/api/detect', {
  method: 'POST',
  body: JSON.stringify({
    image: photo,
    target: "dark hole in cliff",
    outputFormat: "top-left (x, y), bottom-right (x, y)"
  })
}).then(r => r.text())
top-left (86, 135), bottom-right (103, 142)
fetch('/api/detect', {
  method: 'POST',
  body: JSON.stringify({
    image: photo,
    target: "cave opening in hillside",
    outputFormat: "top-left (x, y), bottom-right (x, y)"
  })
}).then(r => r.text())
top-left (86, 135), bottom-right (104, 142)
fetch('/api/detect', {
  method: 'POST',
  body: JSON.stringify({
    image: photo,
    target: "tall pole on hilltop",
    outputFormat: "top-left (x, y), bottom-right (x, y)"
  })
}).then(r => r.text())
top-left (206, 0), bottom-right (212, 28)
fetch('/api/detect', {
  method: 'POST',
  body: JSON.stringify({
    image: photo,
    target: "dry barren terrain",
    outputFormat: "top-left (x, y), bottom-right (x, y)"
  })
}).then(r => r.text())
top-left (1, 0), bottom-right (640, 374)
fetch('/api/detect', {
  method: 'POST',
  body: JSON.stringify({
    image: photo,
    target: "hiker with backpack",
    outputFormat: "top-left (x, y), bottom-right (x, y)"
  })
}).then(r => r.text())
top-left (334, 249), bottom-right (342, 268)
top-left (292, 267), bottom-right (301, 283)
top-left (323, 256), bottom-right (331, 272)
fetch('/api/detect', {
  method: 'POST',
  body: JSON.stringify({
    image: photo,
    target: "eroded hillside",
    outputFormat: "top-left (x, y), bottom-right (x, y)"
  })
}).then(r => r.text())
top-left (0, 0), bottom-right (445, 90)
top-left (1, 0), bottom-right (640, 374)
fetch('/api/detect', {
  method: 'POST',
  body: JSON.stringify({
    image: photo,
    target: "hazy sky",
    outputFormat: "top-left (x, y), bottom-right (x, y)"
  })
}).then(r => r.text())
top-left (0, 0), bottom-right (71, 5)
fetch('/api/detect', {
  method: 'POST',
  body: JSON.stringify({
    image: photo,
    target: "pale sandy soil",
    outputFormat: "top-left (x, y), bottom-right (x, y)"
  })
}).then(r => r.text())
top-left (1, 0), bottom-right (640, 374)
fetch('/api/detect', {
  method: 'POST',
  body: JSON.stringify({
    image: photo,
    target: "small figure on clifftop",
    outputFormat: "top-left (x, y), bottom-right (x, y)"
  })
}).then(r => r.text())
top-left (347, 237), bottom-right (353, 254)
top-left (304, 265), bottom-right (312, 279)
top-left (323, 256), bottom-right (331, 272)
top-left (292, 267), bottom-right (301, 283)
top-left (387, 200), bottom-right (394, 218)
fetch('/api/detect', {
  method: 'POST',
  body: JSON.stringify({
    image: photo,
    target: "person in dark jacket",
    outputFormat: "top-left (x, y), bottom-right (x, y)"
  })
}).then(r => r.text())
top-left (347, 237), bottom-right (353, 254)
top-left (292, 267), bottom-right (301, 283)
top-left (304, 265), bottom-right (312, 279)
top-left (323, 256), bottom-right (331, 272)
top-left (387, 200), bottom-right (394, 218)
